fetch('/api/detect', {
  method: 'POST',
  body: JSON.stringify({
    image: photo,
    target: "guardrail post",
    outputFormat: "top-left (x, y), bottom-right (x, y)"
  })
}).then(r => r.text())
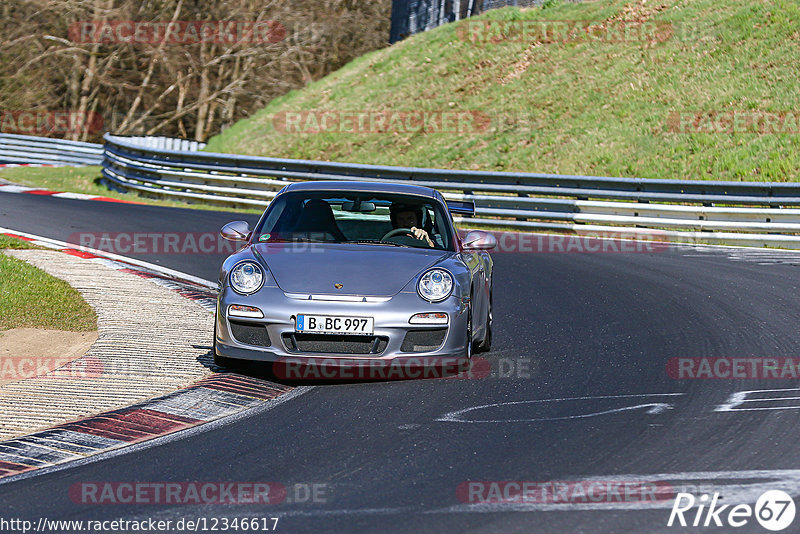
top-left (515, 191), bottom-right (529, 221)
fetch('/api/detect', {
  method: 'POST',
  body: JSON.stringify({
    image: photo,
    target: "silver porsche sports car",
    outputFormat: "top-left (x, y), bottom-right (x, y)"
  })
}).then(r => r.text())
top-left (213, 181), bottom-right (495, 370)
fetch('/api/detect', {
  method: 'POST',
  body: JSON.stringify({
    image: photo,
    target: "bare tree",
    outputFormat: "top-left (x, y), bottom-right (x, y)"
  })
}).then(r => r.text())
top-left (0, 0), bottom-right (391, 142)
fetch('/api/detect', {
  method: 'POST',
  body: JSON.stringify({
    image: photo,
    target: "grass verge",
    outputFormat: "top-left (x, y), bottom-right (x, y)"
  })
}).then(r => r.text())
top-left (0, 236), bottom-right (97, 331)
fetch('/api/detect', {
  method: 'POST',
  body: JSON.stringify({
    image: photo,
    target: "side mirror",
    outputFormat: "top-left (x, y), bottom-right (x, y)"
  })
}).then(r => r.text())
top-left (221, 221), bottom-right (251, 242)
top-left (462, 230), bottom-right (497, 251)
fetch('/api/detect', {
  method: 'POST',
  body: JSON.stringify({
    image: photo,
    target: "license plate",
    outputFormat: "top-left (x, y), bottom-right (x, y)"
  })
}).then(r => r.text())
top-left (296, 314), bottom-right (374, 335)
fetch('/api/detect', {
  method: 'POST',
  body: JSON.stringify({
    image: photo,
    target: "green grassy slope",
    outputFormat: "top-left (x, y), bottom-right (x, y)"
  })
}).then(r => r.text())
top-left (0, 236), bottom-right (97, 331)
top-left (205, 0), bottom-right (800, 181)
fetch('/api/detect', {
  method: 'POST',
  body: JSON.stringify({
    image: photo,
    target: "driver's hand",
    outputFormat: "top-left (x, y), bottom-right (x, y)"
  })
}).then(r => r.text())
top-left (411, 226), bottom-right (434, 247)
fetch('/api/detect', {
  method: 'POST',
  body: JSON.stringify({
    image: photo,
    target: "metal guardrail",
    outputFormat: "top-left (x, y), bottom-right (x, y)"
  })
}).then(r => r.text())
top-left (115, 135), bottom-right (206, 152)
top-left (390, 0), bottom-right (541, 44)
top-left (101, 133), bottom-right (800, 248)
top-left (0, 133), bottom-right (103, 166)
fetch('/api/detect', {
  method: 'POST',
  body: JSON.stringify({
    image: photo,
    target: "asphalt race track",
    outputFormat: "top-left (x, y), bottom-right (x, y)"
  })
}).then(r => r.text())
top-left (2, 190), bottom-right (800, 533)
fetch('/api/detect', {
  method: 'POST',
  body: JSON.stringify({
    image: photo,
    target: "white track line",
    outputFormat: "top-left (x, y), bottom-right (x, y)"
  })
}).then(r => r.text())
top-left (0, 226), bottom-right (216, 289)
top-left (0, 387), bottom-right (314, 487)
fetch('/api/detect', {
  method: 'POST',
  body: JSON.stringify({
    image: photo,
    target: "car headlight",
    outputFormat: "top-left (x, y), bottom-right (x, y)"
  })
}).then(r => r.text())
top-left (417, 269), bottom-right (453, 302)
top-left (229, 261), bottom-right (264, 294)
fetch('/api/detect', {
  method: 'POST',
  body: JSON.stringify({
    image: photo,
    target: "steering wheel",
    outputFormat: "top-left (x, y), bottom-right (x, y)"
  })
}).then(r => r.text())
top-left (381, 227), bottom-right (415, 241)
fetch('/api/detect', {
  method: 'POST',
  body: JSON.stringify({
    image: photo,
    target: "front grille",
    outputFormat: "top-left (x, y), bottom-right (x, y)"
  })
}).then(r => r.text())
top-left (401, 328), bottom-right (448, 352)
top-left (282, 333), bottom-right (388, 355)
top-left (229, 320), bottom-right (271, 347)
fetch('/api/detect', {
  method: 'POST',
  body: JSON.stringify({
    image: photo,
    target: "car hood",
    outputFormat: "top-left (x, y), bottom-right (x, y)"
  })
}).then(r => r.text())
top-left (253, 243), bottom-right (450, 297)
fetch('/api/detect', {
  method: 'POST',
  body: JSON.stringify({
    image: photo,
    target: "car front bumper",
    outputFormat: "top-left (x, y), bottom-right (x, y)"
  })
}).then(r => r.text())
top-left (214, 285), bottom-right (470, 364)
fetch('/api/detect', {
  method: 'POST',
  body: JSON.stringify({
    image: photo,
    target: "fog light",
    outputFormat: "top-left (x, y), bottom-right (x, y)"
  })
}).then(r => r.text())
top-left (228, 305), bottom-right (264, 318)
top-left (409, 313), bottom-right (449, 324)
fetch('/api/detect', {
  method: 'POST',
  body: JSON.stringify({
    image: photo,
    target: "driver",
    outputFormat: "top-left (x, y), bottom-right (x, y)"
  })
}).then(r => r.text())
top-left (389, 203), bottom-right (434, 247)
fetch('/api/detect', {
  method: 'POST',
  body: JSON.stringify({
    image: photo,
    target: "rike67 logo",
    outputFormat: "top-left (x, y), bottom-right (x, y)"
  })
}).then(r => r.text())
top-left (668, 490), bottom-right (796, 531)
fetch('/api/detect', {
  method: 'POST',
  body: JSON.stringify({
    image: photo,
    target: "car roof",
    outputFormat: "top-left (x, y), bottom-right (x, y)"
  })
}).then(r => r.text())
top-left (282, 180), bottom-right (437, 198)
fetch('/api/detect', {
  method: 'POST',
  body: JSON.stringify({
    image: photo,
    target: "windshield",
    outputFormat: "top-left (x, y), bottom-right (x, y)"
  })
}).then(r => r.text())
top-left (254, 191), bottom-right (454, 251)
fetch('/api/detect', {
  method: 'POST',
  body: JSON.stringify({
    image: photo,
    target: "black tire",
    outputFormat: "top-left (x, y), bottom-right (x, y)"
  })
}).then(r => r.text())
top-left (212, 320), bottom-right (234, 368)
top-left (465, 304), bottom-right (473, 360)
top-left (476, 289), bottom-right (493, 353)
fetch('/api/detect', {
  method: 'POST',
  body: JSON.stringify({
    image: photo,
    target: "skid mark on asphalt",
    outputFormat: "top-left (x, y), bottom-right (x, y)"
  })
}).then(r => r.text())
top-left (683, 246), bottom-right (800, 266)
top-left (436, 393), bottom-right (686, 423)
top-left (716, 387), bottom-right (800, 412)
top-left (432, 388), bottom-right (800, 426)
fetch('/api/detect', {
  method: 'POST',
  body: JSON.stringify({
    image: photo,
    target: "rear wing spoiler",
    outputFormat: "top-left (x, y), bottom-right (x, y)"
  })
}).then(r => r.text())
top-left (446, 199), bottom-right (475, 217)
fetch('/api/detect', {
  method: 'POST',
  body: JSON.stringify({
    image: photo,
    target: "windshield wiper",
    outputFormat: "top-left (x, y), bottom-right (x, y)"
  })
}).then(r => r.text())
top-left (342, 239), bottom-right (408, 247)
